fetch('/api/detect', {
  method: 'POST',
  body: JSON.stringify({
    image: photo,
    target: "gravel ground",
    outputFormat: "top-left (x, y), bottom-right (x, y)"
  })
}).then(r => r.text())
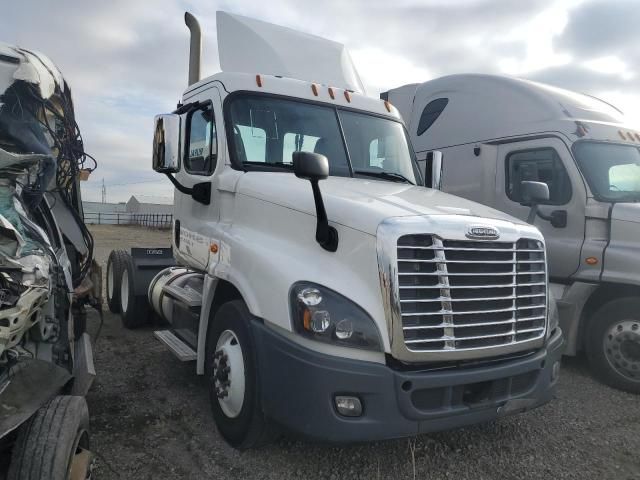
top-left (86, 225), bottom-right (640, 480)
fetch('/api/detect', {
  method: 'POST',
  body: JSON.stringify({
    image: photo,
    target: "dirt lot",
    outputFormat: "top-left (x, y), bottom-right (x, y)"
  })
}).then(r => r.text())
top-left (86, 225), bottom-right (640, 480)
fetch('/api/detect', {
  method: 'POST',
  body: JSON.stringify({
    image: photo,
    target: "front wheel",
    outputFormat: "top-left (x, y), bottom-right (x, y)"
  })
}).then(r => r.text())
top-left (205, 300), bottom-right (274, 449)
top-left (587, 297), bottom-right (640, 394)
top-left (8, 396), bottom-right (93, 480)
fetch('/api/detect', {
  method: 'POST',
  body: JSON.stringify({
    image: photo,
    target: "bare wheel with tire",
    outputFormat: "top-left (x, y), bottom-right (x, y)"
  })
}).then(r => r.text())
top-left (587, 297), bottom-right (640, 394)
top-left (8, 396), bottom-right (92, 480)
top-left (120, 255), bottom-right (150, 329)
top-left (205, 300), bottom-right (274, 449)
top-left (106, 249), bottom-right (129, 313)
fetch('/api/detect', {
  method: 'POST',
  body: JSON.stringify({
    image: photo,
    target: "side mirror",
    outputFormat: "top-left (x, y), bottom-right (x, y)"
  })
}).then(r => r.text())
top-left (521, 181), bottom-right (550, 204)
top-left (425, 151), bottom-right (443, 190)
top-left (521, 181), bottom-right (550, 225)
top-left (293, 152), bottom-right (338, 252)
top-left (152, 114), bottom-right (181, 173)
top-left (293, 151), bottom-right (329, 181)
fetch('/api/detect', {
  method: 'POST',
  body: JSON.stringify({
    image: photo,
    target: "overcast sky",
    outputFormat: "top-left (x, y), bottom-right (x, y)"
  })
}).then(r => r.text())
top-left (2, 0), bottom-right (639, 203)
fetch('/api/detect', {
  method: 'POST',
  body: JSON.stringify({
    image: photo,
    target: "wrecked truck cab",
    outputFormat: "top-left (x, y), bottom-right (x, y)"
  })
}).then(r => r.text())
top-left (0, 42), bottom-right (98, 478)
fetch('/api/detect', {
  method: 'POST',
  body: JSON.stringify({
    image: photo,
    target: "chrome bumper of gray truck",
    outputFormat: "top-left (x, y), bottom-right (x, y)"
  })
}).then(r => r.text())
top-left (253, 323), bottom-right (564, 443)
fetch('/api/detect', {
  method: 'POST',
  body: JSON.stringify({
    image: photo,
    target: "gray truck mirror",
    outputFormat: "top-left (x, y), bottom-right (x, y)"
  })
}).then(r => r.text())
top-left (152, 114), bottom-right (181, 173)
top-left (521, 181), bottom-right (550, 204)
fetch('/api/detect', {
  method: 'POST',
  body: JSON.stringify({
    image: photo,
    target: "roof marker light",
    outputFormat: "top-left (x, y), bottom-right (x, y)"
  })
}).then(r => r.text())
top-left (344, 90), bottom-right (351, 103)
top-left (311, 84), bottom-right (319, 96)
top-left (635, 133), bottom-right (640, 142)
top-left (256, 74), bottom-right (262, 87)
top-left (328, 87), bottom-right (335, 100)
top-left (618, 130), bottom-right (626, 140)
top-left (384, 100), bottom-right (392, 112)
top-left (627, 131), bottom-right (636, 141)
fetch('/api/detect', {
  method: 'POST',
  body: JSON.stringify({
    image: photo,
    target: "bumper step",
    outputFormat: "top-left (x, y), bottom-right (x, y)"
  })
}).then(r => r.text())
top-left (154, 330), bottom-right (196, 361)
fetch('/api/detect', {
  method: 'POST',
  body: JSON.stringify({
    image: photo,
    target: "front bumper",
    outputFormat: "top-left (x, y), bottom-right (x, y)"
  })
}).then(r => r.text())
top-left (253, 322), bottom-right (564, 443)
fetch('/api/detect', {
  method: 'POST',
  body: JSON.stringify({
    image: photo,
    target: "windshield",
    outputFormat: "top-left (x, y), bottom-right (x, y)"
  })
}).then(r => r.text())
top-left (227, 94), bottom-right (421, 184)
top-left (574, 141), bottom-right (640, 202)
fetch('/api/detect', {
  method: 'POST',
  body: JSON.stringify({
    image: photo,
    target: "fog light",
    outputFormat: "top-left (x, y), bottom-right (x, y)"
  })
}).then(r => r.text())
top-left (551, 361), bottom-right (561, 382)
top-left (334, 395), bottom-right (362, 417)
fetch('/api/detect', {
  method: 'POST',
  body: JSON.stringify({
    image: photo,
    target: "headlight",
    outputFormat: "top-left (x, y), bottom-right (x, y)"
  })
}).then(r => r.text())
top-left (290, 282), bottom-right (382, 351)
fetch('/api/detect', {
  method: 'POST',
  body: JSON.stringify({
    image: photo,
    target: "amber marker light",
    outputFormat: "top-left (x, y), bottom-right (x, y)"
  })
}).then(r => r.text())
top-left (311, 84), bottom-right (319, 96)
top-left (328, 87), bottom-right (335, 99)
top-left (636, 133), bottom-right (640, 142)
top-left (344, 90), bottom-right (351, 102)
top-left (618, 130), bottom-right (627, 140)
top-left (303, 309), bottom-right (312, 331)
top-left (384, 100), bottom-right (392, 112)
top-left (627, 131), bottom-right (636, 142)
top-left (255, 74), bottom-right (263, 87)
top-left (210, 243), bottom-right (219, 254)
top-left (585, 257), bottom-right (598, 266)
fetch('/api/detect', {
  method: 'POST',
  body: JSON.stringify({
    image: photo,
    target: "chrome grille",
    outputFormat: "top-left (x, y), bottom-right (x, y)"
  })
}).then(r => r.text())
top-left (397, 235), bottom-right (547, 352)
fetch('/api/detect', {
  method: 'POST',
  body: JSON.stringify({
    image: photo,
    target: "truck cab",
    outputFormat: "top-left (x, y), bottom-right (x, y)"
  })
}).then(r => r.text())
top-left (385, 74), bottom-right (640, 393)
top-left (131, 15), bottom-right (563, 448)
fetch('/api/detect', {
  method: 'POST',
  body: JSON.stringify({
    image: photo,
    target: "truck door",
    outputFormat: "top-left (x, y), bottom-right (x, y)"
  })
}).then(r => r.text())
top-left (173, 86), bottom-right (224, 270)
top-left (495, 138), bottom-right (586, 280)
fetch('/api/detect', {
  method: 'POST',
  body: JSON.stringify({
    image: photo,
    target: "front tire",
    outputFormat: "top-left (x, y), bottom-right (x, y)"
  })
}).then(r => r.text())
top-left (8, 396), bottom-right (92, 480)
top-left (205, 300), bottom-right (274, 449)
top-left (587, 297), bottom-right (640, 394)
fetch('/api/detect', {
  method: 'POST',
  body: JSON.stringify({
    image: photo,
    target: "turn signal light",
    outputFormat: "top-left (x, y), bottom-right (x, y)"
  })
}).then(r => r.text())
top-left (585, 257), bottom-right (598, 265)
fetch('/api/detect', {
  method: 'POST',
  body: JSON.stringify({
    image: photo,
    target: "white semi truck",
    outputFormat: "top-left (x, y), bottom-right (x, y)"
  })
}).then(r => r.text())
top-left (0, 43), bottom-right (99, 477)
top-left (384, 74), bottom-right (640, 393)
top-left (108, 14), bottom-right (563, 448)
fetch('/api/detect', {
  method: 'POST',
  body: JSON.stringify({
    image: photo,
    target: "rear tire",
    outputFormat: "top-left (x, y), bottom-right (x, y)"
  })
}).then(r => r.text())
top-left (205, 300), bottom-right (274, 449)
top-left (120, 256), bottom-right (150, 329)
top-left (587, 297), bottom-right (640, 394)
top-left (106, 249), bottom-right (129, 313)
top-left (8, 396), bottom-right (92, 480)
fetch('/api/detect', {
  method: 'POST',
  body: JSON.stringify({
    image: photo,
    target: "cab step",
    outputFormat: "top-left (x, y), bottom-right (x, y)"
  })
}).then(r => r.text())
top-left (154, 330), bottom-right (197, 361)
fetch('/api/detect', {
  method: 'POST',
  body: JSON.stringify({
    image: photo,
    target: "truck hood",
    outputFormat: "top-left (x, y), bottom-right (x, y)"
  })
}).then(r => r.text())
top-left (237, 172), bottom-right (527, 235)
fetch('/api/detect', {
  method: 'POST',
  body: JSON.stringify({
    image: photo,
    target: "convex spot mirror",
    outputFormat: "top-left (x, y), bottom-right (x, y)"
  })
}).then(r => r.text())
top-left (293, 151), bottom-right (329, 181)
top-left (153, 114), bottom-right (181, 173)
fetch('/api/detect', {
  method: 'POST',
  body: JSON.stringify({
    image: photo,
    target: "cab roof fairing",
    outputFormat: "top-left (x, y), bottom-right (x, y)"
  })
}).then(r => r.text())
top-left (215, 11), bottom-right (365, 95)
top-left (394, 74), bottom-right (636, 151)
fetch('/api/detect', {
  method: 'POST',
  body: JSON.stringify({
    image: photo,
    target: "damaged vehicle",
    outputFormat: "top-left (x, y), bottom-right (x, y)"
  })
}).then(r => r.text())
top-left (0, 42), bottom-right (99, 479)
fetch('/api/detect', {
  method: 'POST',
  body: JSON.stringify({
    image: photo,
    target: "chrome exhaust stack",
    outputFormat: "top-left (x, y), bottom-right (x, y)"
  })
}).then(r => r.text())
top-left (184, 12), bottom-right (202, 86)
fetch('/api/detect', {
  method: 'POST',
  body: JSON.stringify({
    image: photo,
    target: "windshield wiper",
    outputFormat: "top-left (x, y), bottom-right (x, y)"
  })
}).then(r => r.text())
top-left (354, 170), bottom-right (414, 185)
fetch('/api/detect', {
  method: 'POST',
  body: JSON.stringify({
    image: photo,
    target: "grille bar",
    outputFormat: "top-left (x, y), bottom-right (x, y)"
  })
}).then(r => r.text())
top-left (397, 236), bottom-right (547, 353)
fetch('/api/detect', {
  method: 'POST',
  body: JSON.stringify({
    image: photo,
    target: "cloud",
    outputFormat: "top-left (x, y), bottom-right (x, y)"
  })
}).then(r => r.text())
top-left (1, 0), bottom-right (639, 202)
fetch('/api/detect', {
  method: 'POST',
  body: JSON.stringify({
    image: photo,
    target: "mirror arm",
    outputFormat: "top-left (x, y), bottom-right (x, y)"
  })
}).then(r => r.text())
top-left (164, 173), bottom-right (211, 205)
top-left (165, 173), bottom-right (192, 195)
top-left (526, 203), bottom-right (539, 225)
top-left (310, 180), bottom-right (338, 252)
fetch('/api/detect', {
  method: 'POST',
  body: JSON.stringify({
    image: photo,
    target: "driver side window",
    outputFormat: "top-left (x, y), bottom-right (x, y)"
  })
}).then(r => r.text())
top-left (184, 103), bottom-right (216, 175)
top-left (506, 148), bottom-right (572, 205)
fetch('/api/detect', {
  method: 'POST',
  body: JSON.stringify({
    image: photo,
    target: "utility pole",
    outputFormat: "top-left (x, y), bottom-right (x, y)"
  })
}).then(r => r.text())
top-left (101, 178), bottom-right (107, 204)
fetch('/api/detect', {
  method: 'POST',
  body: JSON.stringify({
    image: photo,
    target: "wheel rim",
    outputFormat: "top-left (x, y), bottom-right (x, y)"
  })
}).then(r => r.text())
top-left (213, 329), bottom-right (245, 418)
top-left (121, 270), bottom-right (129, 313)
top-left (68, 429), bottom-right (93, 480)
top-left (107, 262), bottom-right (114, 299)
top-left (604, 319), bottom-right (640, 382)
